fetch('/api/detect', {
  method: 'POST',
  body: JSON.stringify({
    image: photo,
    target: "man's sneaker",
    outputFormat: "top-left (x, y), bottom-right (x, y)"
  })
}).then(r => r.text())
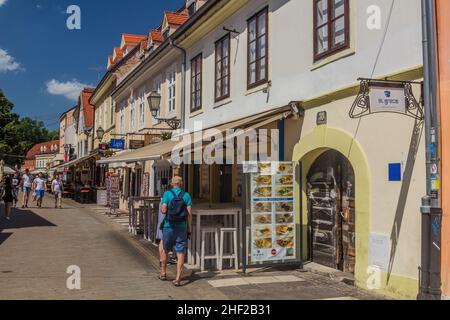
top-left (168, 256), bottom-right (178, 265)
top-left (5, 217), bottom-right (10, 221)
top-left (22, 205), bottom-right (25, 209)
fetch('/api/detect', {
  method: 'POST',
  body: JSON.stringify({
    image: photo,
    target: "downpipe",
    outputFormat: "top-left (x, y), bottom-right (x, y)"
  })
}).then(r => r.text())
top-left (419, 0), bottom-right (442, 300)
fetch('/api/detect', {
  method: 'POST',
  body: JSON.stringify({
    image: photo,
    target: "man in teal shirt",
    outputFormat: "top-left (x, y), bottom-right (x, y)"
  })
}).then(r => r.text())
top-left (159, 176), bottom-right (193, 286)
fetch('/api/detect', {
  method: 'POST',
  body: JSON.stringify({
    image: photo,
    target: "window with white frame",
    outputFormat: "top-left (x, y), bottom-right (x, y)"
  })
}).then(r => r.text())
top-left (104, 100), bottom-right (108, 129)
top-left (139, 88), bottom-right (145, 128)
top-left (153, 77), bottom-right (162, 120)
top-left (168, 69), bottom-right (176, 113)
top-left (130, 99), bottom-right (135, 131)
top-left (110, 98), bottom-right (115, 125)
top-left (98, 105), bottom-right (103, 130)
top-left (120, 101), bottom-right (125, 134)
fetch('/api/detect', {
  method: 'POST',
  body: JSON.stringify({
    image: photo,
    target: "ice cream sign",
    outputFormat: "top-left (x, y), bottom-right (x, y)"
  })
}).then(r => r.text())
top-left (369, 84), bottom-right (407, 114)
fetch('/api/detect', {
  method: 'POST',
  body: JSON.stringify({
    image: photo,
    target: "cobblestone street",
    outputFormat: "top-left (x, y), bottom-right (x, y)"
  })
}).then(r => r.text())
top-left (0, 197), bottom-right (386, 300)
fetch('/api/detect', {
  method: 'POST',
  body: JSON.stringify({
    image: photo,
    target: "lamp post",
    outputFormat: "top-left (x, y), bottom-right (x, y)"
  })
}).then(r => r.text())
top-left (147, 91), bottom-right (181, 130)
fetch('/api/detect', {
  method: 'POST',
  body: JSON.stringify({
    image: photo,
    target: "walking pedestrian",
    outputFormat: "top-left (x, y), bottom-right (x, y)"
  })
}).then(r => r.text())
top-left (20, 169), bottom-right (32, 208)
top-left (33, 172), bottom-right (47, 208)
top-left (11, 172), bottom-right (20, 208)
top-left (159, 176), bottom-right (193, 287)
top-left (51, 173), bottom-right (64, 209)
top-left (2, 176), bottom-right (14, 220)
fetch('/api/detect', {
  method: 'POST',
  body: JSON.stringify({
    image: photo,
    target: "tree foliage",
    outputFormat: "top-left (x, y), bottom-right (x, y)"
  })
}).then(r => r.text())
top-left (0, 89), bottom-right (59, 167)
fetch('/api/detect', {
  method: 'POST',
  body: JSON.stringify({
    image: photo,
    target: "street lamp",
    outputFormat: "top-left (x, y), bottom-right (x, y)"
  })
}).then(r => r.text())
top-left (97, 126), bottom-right (105, 141)
top-left (148, 91), bottom-right (162, 118)
top-left (147, 91), bottom-right (181, 130)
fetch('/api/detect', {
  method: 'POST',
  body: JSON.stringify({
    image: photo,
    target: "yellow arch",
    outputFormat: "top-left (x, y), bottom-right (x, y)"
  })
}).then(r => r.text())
top-left (292, 125), bottom-right (371, 288)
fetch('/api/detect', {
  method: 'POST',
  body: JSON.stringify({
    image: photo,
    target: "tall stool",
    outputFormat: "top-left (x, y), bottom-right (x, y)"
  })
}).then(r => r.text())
top-left (200, 228), bottom-right (220, 272)
top-left (219, 228), bottom-right (239, 271)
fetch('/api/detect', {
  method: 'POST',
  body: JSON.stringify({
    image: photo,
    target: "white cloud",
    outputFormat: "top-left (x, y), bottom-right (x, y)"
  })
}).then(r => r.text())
top-left (0, 48), bottom-right (22, 73)
top-left (0, 0), bottom-right (7, 8)
top-left (46, 79), bottom-right (91, 101)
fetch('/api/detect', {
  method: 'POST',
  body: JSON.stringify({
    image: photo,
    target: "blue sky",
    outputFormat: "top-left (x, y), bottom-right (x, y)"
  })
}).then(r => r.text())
top-left (0, 0), bottom-right (184, 129)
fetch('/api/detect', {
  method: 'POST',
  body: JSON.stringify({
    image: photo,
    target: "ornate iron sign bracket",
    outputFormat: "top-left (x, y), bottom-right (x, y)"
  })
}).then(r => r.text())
top-left (349, 78), bottom-right (424, 121)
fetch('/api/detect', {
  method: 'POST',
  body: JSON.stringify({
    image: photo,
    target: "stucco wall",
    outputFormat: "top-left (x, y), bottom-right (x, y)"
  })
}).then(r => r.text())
top-left (184, 0), bottom-right (422, 131)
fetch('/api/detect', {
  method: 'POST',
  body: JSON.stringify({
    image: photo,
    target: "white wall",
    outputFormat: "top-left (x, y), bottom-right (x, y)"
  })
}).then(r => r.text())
top-left (184, 0), bottom-right (422, 131)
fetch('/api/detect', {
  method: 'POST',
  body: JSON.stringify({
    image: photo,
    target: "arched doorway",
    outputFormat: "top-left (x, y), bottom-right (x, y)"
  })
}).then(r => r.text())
top-left (307, 149), bottom-right (356, 274)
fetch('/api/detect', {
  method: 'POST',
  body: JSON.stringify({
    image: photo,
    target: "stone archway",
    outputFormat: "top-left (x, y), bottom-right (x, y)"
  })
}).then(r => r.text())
top-left (293, 126), bottom-right (371, 286)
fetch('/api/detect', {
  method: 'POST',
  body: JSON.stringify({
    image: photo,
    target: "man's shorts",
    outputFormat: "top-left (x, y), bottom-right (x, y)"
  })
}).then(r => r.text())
top-left (54, 191), bottom-right (62, 199)
top-left (162, 227), bottom-right (187, 254)
top-left (36, 190), bottom-right (45, 198)
top-left (23, 186), bottom-right (31, 193)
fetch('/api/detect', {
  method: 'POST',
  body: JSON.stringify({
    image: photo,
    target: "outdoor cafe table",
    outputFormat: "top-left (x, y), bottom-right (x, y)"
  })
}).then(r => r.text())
top-left (190, 203), bottom-right (241, 270)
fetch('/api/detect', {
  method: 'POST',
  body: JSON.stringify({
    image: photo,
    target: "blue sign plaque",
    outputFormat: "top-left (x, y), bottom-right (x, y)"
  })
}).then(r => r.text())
top-left (110, 139), bottom-right (125, 150)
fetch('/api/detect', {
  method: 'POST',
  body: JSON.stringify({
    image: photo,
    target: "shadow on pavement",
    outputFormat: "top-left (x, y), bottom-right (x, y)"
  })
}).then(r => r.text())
top-left (0, 232), bottom-right (13, 246)
top-left (0, 208), bottom-right (56, 231)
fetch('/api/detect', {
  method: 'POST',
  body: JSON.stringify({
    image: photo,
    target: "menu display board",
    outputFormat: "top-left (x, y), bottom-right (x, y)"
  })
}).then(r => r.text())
top-left (109, 175), bottom-right (121, 210)
top-left (250, 162), bottom-right (296, 263)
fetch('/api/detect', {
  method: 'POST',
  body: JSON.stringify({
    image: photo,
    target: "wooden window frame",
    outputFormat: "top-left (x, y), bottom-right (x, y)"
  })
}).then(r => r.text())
top-left (190, 53), bottom-right (203, 113)
top-left (247, 7), bottom-right (269, 90)
top-left (313, 0), bottom-right (350, 62)
top-left (215, 33), bottom-right (231, 102)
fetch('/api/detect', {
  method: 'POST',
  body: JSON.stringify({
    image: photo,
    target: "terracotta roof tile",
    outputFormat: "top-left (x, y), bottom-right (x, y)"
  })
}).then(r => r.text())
top-left (149, 29), bottom-right (164, 43)
top-left (140, 37), bottom-right (148, 51)
top-left (25, 140), bottom-right (60, 160)
top-left (165, 11), bottom-right (189, 26)
top-left (81, 88), bottom-right (95, 128)
top-left (122, 34), bottom-right (146, 46)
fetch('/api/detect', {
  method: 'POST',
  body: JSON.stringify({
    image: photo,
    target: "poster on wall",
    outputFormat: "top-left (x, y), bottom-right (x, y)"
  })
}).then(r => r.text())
top-left (250, 162), bottom-right (297, 263)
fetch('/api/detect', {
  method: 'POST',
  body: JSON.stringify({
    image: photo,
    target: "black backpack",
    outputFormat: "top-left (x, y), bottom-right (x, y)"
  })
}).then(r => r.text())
top-left (167, 189), bottom-right (187, 223)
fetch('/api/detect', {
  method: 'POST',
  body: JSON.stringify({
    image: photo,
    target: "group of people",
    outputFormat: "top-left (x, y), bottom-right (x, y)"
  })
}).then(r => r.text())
top-left (0, 169), bottom-right (65, 220)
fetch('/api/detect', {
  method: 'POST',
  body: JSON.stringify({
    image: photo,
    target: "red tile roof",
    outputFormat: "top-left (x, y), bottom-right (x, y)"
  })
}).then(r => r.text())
top-left (165, 11), bottom-right (189, 26)
top-left (140, 37), bottom-right (148, 51)
top-left (81, 88), bottom-right (95, 128)
top-left (25, 140), bottom-right (60, 160)
top-left (122, 34), bottom-right (146, 47)
top-left (149, 29), bottom-right (164, 43)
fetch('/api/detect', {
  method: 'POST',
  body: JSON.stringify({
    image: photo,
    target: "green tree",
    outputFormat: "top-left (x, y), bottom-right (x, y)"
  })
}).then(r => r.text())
top-left (0, 89), bottom-right (59, 167)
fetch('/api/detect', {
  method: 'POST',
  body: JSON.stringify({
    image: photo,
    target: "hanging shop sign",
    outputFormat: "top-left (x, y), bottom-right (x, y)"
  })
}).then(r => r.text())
top-left (129, 140), bottom-right (145, 150)
top-left (249, 162), bottom-right (297, 263)
top-left (369, 84), bottom-right (406, 114)
top-left (349, 78), bottom-right (424, 121)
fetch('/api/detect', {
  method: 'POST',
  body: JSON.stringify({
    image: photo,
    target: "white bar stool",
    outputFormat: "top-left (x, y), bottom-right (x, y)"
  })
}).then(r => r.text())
top-left (219, 228), bottom-right (239, 271)
top-left (200, 227), bottom-right (220, 272)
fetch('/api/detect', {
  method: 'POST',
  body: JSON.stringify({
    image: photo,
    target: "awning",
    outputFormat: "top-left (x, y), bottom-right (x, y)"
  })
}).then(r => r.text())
top-left (97, 139), bottom-right (179, 165)
top-left (3, 166), bottom-right (17, 175)
top-left (54, 154), bottom-right (96, 170)
top-left (97, 106), bottom-right (293, 165)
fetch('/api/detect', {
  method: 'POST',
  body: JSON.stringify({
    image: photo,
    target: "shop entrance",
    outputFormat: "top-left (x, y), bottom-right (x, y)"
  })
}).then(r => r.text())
top-left (306, 150), bottom-right (356, 274)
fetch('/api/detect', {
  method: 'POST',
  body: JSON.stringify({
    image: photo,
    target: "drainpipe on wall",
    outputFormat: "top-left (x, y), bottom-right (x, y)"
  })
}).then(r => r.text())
top-left (169, 37), bottom-right (187, 131)
top-left (169, 38), bottom-right (188, 184)
top-left (419, 0), bottom-right (442, 300)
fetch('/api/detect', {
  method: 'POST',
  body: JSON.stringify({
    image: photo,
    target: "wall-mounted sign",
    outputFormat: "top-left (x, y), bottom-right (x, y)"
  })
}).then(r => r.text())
top-left (369, 84), bottom-right (406, 114)
top-left (317, 111), bottom-right (327, 125)
top-left (110, 139), bottom-right (125, 150)
top-left (350, 79), bottom-right (424, 121)
top-left (250, 162), bottom-right (297, 263)
top-left (129, 140), bottom-right (145, 150)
